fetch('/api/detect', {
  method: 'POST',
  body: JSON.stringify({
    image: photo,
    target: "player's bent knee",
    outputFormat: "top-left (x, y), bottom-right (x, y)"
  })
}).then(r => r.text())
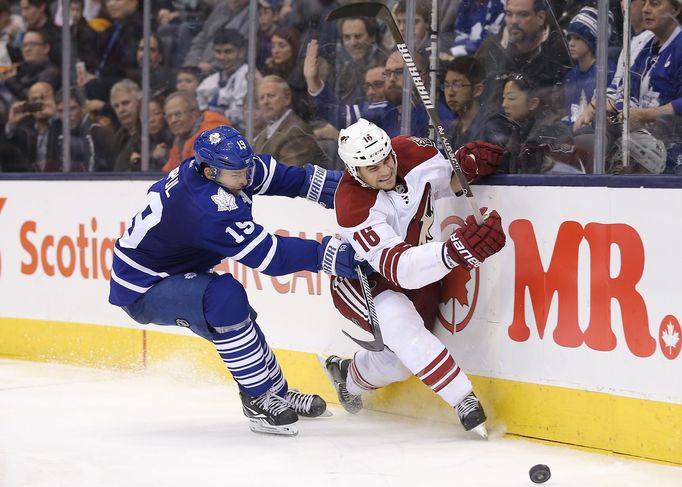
top-left (203, 274), bottom-right (251, 336)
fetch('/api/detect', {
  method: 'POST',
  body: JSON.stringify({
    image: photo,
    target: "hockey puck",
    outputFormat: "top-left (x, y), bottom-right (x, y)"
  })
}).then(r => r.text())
top-left (529, 464), bottom-right (551, 483)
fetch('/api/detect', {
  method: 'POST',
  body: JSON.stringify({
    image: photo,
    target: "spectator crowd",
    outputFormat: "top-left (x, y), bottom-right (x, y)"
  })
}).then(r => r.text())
top-left (0, 0), bottom-right (680, 174)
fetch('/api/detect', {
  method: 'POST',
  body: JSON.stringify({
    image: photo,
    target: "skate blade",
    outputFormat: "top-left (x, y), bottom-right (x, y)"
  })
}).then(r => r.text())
top-left (471, 423), bottom-right (488, 440)
top-left (248, 419), bottom-right (298, 436)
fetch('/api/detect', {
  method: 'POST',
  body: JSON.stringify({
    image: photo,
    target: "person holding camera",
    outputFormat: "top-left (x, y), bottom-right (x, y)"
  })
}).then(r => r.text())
top-left (2, 80), bottom-right (59, 171)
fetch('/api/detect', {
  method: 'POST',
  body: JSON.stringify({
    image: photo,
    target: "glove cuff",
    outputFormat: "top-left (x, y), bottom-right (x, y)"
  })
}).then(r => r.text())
top-left (305, 165), bottom-right (327, 203)
top-left (320, 238), bottom-right (339, 275)
top-left (442, 243), bottom-right (457, 269)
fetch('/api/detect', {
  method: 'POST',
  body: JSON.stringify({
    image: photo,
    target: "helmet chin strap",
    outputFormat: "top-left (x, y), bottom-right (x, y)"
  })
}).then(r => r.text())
top-left (348, 150), bottom-right (398, 190)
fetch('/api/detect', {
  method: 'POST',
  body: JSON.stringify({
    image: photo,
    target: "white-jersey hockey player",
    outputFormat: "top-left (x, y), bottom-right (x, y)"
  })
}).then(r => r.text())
top-left (322, 118), bottom-right (505, 437)
top-left (109, 125), bottom-right (369, 436)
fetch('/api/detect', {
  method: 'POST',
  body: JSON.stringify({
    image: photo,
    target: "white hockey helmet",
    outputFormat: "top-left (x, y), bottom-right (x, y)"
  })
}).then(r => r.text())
top-left (338, 118), bottom-right (394, 185)
top-left (612, 130), bottom-right (666, 174)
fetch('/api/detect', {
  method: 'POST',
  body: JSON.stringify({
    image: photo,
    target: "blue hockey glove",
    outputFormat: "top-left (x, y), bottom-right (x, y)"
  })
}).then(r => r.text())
top-left (299, 164), bottom-right (342, 209)
top-left (318, 236), bottom-right (373, 278)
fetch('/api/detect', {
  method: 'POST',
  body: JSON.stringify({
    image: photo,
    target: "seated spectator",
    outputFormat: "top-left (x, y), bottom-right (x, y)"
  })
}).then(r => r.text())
top-left (616, 0), bottom-right (682, 131)
top-left (174, 66), bottom-right (202, 94)
top-left (500, 73), bottom-right (574, 173)
top-left (49, 87), bottom-right (116, 171)
top-left (562, 7), bottom-right (615, 126)
top-left (261, 25), bottom-right (327, 121)
top-left (110, 79), bottom-right (142, 171)
top-left (573, 0), bottom-right (654, 131)
top-left (4, 29), bottom-right (60, 101)
top-left (132, 34), bottom-right (175, 97)
top-left (256, 0), bottom-right (283, 69)
top-left (14, 0), bottom-right (61, 64)
top-left (3, 80), bottom-right (59, 171)
top-left (253, 75), bottom-right (329, 167)
top-left (161, 90), bottom-right (230, 172)
top-left (450, 0), bottom-right (505, 58)
top-left (392, 0), bottom-right (433, 58)
top-left (475, 0), bottom-right (572, 107)
top-left (332, 16), bottom-right (387, 104)
top-left (363, 62), bottom-right (386, 103)
top-left (148, 96), bottom-right (173, 170)
top-left (84, 0), bottom-right (142, 113)
top-left (305, 41), bottom-right (449, 138)
top-left (444, 57), bottom-right (513, 148)
top-left (195, 27), bottom-right (248, 132)
top-left (182, 0), bottom-right (249, 73)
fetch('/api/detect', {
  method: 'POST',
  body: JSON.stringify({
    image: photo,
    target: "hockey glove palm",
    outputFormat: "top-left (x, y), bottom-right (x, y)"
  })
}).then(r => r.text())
top-left (456, 141), bottom-right (504, 183)
top-left (444, 209), bottom-right (506, 271)
top-left (318, 236), bottom-right (372, 278)
top-left (299, 164), bottom-right (342, 209)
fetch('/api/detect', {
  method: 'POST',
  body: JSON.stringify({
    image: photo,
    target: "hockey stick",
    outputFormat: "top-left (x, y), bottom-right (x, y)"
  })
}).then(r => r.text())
top-left (341, 265), bottom-right (384, 352)
top-left (327, 2), bottom-right (485, 224)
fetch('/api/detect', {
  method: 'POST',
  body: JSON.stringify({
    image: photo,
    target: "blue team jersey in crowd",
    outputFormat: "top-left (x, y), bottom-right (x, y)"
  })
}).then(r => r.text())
top-left (563, 60), bottom-right (616, 124)
top-left (109, 156), bottom-right (320, 306)
top-left (627, 27), bottom-right (682, 114)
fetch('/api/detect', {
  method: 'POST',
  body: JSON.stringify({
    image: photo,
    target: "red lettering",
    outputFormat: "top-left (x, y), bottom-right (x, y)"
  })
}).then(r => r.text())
top-left (508, 220), bottom-right (583, 345)
top-left (41, 235), bottom-right (55, 276)
top-left (583, 223), bottom-right (654, 357)
top-left (20, 221), bottom-right (38, 274)
top-left (508, 220), bottom-right (655, 357)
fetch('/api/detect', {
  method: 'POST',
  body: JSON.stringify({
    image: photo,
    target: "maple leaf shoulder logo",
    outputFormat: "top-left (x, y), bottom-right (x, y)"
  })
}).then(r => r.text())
top-left (211, 187), bottom-right (238, 212)
top-left (209, 132), bottom-right (222, 145)
top-left (659, 316), bottom-right (681, 360)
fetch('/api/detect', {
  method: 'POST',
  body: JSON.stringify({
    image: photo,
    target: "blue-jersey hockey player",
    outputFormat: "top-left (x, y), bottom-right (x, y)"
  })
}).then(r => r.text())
top-left (108, 125), bottom-right (366, 436)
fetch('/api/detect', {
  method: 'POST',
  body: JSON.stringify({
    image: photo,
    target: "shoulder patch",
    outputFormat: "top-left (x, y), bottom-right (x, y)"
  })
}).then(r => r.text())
top-left (407, 136), bottom-right (436, 148)
top-left (335, 172), bottom-right (379, 228)
top-left (392, 135), bottom-right (439, 178)
top-left (211, 187), bottom-right (238, 212)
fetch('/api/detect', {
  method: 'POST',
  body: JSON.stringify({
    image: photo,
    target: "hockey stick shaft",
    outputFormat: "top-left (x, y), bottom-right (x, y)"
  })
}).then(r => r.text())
top-left (328, 2), bottom-right (484, 224)
top-left (341, 265), bottom-right (384, 352)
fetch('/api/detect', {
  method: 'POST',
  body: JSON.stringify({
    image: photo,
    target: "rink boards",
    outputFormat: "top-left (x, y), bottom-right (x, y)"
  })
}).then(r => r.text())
top-left (1, 179), bottom-right (681, 464)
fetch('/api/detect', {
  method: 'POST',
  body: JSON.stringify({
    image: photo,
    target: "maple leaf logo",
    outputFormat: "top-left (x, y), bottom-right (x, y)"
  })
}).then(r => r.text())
top-left (437, 266), bottom-right (478, 334)
top-left (441, 267), bottom-right (471, 307)
top-left (659, 316), bottom-right (682, 360)
top-left (661, 322), bottom-right (680, 353)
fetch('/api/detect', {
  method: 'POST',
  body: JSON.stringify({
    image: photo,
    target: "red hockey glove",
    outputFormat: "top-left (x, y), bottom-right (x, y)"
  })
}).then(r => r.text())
top-left (456, 141), bottom-right (504, 183)
top-left (444, 209), bottom-right (506, 271)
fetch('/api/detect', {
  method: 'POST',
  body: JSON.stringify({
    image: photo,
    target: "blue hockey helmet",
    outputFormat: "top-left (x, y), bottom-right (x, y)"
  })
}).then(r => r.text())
top-left (194, 126), bottom-right (255, 185)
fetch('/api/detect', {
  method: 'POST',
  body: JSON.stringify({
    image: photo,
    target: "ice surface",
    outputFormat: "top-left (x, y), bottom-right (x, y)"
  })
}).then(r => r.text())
top-left (0, 359), bottom-right (680, 487)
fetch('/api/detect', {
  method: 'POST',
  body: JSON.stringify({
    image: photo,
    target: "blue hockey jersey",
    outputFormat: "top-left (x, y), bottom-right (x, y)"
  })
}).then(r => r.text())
top-left (626, 27), bottom-right (682, 114)
top-left (109, 156), bottom-right (320, 306)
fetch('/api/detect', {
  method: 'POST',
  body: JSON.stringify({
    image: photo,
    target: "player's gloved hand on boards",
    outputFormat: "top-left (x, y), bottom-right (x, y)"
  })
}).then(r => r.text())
top-left (456, 141), bottom-right (504, 183)
top-left (318, 236), bottom-right (373, 278)
top-left (298, 164), bottom-right (342, 209)
top-left (443, 208), bottom-right (506, 271)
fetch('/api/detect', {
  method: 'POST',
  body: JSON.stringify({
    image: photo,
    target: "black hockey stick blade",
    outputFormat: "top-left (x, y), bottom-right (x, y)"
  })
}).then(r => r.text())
top-left (326, 2), bottom-right (385, 22)
top-left (340, 265), bottom-right (384, 352)
top-left (342, 329), bottom-right (384, 352)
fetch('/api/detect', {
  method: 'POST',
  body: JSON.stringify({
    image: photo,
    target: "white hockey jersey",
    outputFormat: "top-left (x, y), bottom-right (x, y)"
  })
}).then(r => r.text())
top-left (334, 136), bottom-right (455, 290)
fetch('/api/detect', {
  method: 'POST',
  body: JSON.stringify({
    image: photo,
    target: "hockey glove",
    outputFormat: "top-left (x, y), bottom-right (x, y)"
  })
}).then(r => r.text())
top-left (456, 141), bottom-right (504, 183)
top-left (318, 236), bottom-right (373, 278)
top-left (299, 164), bottom-right (342, 209)
top-left (443, 209), bottom-right (506, 271)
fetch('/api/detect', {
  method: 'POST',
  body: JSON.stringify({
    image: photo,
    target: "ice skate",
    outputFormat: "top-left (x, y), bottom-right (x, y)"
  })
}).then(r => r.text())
top-left (317, 354), bottom-right (363, 414)
top-left (455, 391), bottom-right (488, 439)
top-left (240, 390), bottom-right (299, 436)
top-left (285, 389), bottom-right (331, 417)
